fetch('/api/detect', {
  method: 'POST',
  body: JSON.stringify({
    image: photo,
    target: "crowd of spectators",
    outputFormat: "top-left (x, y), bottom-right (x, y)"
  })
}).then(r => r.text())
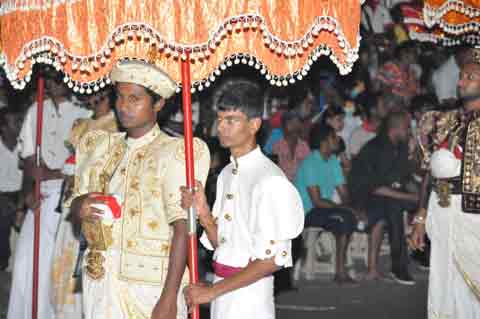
top-left (0, 0), bottom-right (472, 301)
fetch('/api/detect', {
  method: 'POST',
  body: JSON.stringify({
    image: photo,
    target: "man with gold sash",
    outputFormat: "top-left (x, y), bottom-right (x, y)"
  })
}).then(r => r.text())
top-left (51, 88), bottom-right (118, 319)
top-left (411, 49), bottom-right (480, 318)
top-left (69, 60), bottom-right (210, 319)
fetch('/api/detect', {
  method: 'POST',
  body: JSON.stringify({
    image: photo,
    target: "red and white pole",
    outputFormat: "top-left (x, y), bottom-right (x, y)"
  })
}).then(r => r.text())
top-left (181, 52), bottom-right (200, 319)
top-left (32, 76), bottom-right (45, 319)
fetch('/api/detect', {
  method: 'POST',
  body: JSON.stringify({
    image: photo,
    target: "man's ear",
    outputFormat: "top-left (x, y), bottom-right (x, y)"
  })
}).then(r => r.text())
top-left (249, 117), bottom-right (262, 135)
top-left (153, 98), bottom-right (166, 113)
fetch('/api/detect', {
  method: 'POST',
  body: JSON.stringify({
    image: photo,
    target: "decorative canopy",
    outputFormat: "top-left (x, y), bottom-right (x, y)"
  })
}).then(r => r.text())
top-left (423, 0), bottom-right (480, 45)
top-left (0, 0), bottom-right (362, 93)
top-left (400, 2), bottom-right (450, 44)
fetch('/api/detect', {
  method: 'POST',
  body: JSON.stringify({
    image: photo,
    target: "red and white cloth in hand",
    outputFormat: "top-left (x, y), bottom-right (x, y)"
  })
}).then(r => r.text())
top-left (430, 139), bottom-right (463, 179)
top-left (62, 154), bottom-right (76, 176)
top-left (90, 194), bottom-right (122, 225)
top-left (438, 139), bottom-right (463, 160)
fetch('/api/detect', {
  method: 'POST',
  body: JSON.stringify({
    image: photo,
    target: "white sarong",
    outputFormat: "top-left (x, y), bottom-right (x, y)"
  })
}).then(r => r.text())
top-left (82, 249), bottom-right (187, 319)
top-left (426, 192), bottom-right (480, 319)
top-left (7, 179), bottom-right (63, 319)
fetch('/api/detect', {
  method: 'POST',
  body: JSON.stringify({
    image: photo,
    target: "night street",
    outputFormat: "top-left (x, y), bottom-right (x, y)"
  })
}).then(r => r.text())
top-left (1, 267), bottom-right (428, 319)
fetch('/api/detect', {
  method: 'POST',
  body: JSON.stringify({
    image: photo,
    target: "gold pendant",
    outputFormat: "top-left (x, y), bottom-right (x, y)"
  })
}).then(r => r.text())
top-left (81, 219), bottom-right (113, 251)
top-left (85, 250), bottom-right (106, 280)
top-left (436, 180), bottom-right (451, 208)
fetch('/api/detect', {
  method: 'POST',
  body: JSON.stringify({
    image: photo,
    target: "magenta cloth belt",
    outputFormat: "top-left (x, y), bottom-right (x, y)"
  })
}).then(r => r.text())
top-left (212, 261), bottom-right (244, 278)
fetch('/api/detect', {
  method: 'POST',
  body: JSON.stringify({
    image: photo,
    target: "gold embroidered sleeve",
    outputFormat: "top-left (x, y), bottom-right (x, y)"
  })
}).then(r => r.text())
top-left (64, 130), bottom-right (111, 207)
top-left (163, 138), bottom-right (211, 224)
top-left (67, 119), bottom-right (90, 150)
top-left (417, 110), bottom-right (460, 170)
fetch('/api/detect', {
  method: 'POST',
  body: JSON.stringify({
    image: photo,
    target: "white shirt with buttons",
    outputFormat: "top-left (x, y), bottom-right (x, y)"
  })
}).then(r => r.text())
top-left (201, 147), bottom-right (304, 319)
top-left (18, 98), bottom-right (92, 170)
top-left (201, 146), bottom-right (304, 268)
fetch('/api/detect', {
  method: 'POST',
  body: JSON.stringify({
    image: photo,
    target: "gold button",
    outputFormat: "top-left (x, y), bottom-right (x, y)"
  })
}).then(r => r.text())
top-left (129, 208), bottom-right (140, 217)
top-left (270, 240), bottom-right (275, 245)
top-left (120, 168), bottom-right (126, 175)
top-left (281, 251), bottom-right (287, 257)
top-left (224, 213), bottom-right (232, 221)
top-left (226, 194), bottom-right (234, 200)
top-left (265, 249), bottom-right (271, 255)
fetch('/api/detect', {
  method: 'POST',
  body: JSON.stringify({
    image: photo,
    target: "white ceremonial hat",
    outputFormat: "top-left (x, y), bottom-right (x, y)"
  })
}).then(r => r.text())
top-left (110, 60), bottom-right (176, 99)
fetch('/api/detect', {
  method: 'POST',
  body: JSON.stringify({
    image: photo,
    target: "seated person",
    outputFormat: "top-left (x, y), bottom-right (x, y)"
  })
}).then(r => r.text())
top-left (349, 111), bottom-right (418, 285)
top-left (295, 124), bottom-right (357, 284)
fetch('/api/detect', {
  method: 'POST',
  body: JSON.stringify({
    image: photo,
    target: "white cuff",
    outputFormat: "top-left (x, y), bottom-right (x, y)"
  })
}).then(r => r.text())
top-left (251, 239), bottom-right (292, 267)
top-left (200, 231), bottom-right (214, 251)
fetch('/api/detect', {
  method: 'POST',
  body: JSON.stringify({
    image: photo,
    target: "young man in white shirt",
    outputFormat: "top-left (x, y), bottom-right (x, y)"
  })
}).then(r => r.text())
top-left (181, 79), bottom-right (305, 319)
top-left (8, 70), bottom-right (91, 319)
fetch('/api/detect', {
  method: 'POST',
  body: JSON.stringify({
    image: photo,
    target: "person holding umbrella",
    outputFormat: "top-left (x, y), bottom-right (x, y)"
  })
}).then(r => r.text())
top-left (181, 79), bottom-right (304, 319)
top-left (8, 69), bottom-right (92, 319)
top-left (70, 60), bottom-right (210, 319)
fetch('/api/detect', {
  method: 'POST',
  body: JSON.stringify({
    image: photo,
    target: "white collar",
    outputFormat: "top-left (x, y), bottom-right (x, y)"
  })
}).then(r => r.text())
top-left (125, 124), bottom-right (162, 149)
top-left (230, 146), bottom-right (262, 172)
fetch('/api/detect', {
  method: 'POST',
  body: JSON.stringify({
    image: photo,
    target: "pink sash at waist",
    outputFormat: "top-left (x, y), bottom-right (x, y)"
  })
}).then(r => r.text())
top-left (212, 261), bottom-right (244, 278)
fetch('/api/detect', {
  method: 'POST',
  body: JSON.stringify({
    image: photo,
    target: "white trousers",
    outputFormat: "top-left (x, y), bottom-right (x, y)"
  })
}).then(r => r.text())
top-left (211, 275), bottom-right (275, 319)
top-left (7, 180), bottom-right (62, 319)
top-left (426, 193), bottom-right (480, 319)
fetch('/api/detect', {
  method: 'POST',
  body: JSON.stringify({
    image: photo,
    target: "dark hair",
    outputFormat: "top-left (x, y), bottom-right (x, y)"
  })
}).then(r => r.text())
top-left (379, 110), bottom-right (410, 136)
top-left (0, 107), bottom-right (21, 128)
top-left (395, 41), bottom-right (416, 58)
top-left (42, 66), bottom-right (64, 84)
top-left (335, 136), bottom-right (346, 155)
top-left (288, 85), bottom-right (313, 110)
top-left (410, 94), bottom-right (437, 114)
top-left (215, 79), bottom-right (263, 119)
top-left (309, 123), bottom-right (335, 150)
top-left (281, 110), bottom-right (302, 129)
top-left (355, 93), bottom-right (379, 120)
top-left (381, 92), bottom-right (406, 111)
top-left (320, 103), bottom-right (345, 126)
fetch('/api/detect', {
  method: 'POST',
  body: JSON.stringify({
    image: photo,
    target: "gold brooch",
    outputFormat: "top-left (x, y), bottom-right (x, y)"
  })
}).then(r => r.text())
top-left (85, 250), bottom-right (106, 280)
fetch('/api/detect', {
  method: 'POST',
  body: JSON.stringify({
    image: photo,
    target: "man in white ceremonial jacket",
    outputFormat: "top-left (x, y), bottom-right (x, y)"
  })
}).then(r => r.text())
top-left (411, 49), bottom-right (480, 319)
top-left (181, 79), bottom-right (304, 319)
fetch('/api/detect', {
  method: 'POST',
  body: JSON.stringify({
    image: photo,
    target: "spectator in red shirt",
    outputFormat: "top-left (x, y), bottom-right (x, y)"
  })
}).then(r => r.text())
top-left (272, 111), bottom-right (311, 182)
top-left (377, 42), bottom-right (419, 104)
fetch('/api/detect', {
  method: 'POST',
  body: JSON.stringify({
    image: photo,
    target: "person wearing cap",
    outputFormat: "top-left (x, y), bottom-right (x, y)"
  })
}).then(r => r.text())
top-left (69, 60), bottom-right (210, 319)
top-left (50, 87), bottom-right (119, 319)
top-left (180, 79), bottom-right (304, 319)
top-left (7, 69), bottom-right (92, 319)
top-left (411, 49), bottom-right (480, 318)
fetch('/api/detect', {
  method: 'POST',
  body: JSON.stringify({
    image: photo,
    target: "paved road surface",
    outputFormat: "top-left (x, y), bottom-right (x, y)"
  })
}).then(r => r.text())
top-left (1, 267), bottom-right (427, 319)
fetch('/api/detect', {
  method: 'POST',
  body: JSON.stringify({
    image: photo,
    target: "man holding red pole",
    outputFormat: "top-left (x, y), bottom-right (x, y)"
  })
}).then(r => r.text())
top-left (181, 79), bottom-right (304, 319)
top-left (70, 60), bottom-right (210, 319)
top-left (8, 69), bottom-right (91, 319)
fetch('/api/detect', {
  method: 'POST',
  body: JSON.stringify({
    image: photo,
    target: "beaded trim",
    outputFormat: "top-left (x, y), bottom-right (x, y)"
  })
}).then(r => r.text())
top-left (424, 1), bottom-right (480, 35)
top-left (0, 0), bottom-right (80, 14)
top-left (0, 14), bottom-right (361, 93)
